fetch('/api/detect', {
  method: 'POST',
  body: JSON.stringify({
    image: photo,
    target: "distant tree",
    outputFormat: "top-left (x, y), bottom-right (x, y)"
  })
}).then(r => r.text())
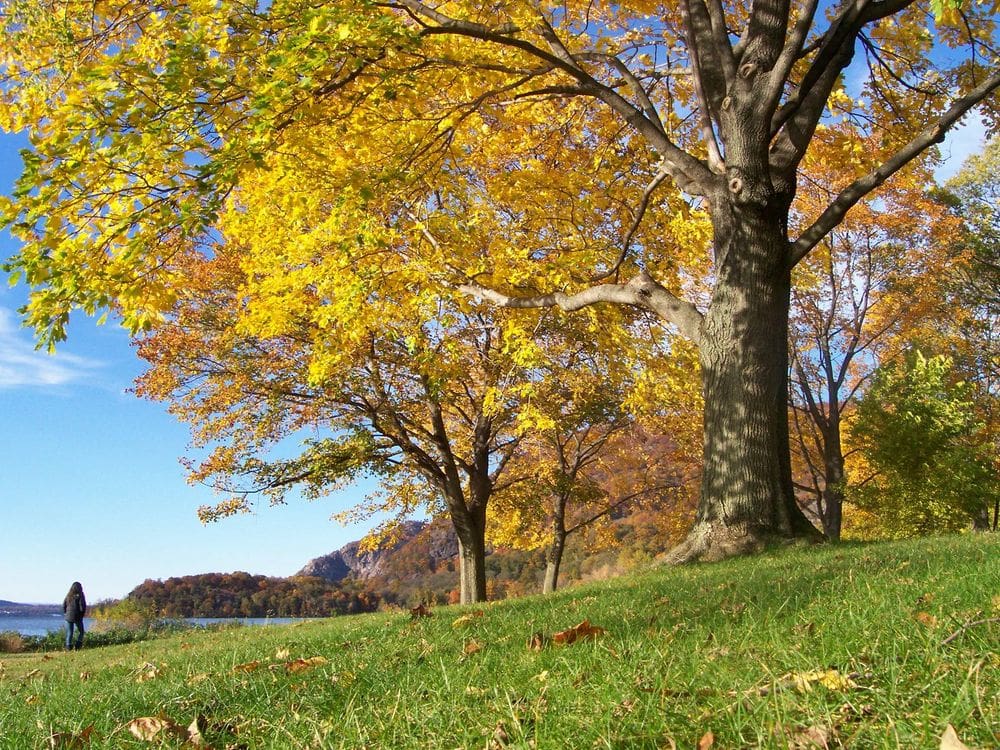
top-left (931, 139), bottom-right (1000, 528)
top-left (133, 247), bottom-right (542, 604)
top-left (788, 135), bottom-right (960, 541)
top-left (847, 351), bottom-right (999, 537)
top-left (487, 331), bottom-right (700, 593)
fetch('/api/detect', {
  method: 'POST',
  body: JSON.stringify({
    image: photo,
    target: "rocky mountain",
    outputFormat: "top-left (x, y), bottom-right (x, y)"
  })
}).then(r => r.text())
top-left (296, 519), bottom-right (459, 582)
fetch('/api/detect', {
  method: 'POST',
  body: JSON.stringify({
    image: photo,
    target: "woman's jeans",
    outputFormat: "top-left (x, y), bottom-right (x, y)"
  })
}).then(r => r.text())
top-left (65, 620), bottom-right (84, 649)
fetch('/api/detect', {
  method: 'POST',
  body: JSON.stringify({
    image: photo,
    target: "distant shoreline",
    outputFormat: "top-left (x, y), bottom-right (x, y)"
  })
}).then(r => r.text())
top-left (0, 601), bottom-right (60, 616)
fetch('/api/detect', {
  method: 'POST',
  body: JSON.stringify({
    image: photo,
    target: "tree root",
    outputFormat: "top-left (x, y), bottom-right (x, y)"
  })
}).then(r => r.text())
top-left (661, 521), bottom-right (822, 565)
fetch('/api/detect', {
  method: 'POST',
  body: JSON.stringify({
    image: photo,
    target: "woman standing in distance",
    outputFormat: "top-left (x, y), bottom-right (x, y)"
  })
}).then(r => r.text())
top-left (63, 581), bottom-right (87, 650)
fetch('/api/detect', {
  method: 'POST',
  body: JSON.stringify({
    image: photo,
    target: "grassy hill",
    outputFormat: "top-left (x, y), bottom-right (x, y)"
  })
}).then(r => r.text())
top-left (1, 534), bottom-right (996, 749)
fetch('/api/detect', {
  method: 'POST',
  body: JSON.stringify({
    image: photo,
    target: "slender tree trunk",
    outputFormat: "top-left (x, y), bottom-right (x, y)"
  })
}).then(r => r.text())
top-left (543, 524), bottom-right (567, 594)
top-left (449, 498), bottom-right (488, 603)
top-left (821, 411), bottom-right (845, 542)
top-left (667, 199), bottom-right (820, 562)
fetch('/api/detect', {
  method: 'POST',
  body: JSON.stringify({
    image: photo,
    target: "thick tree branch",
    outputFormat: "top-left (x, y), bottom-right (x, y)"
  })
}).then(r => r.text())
top-left (790, 70), bottom-right (1000, 267)
top-left (459, 272), bottom-right (704, 345)
top-left (393, 0), bottom-right (714, 196)
top-left (682, 0), bottom-right (728, 173)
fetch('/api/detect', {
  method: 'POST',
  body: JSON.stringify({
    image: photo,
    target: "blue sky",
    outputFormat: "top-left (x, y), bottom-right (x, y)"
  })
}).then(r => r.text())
top-left (0, 131), bottom-right (379, 604)
top-left (0, 115), bottom-right (988, 604)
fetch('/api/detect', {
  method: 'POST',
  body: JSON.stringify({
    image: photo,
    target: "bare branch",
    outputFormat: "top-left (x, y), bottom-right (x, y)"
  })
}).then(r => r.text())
top-left (459, 271), bottom-right (704, 344)
top-left (789, 69), bottom-right (1000, 267)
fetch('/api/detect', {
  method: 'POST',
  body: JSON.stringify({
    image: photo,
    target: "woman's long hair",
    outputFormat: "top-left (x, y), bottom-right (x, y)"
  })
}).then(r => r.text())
top-left (65, 581), bottom-right (83, 602)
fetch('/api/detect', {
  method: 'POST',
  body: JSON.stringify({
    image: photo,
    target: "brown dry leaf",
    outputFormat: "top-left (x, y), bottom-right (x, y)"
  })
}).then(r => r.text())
top-left (526, 632), bottom-right (546, 651)
top-left (22, 668), bottom-right (42, 681)
top-left (285, 656), bottom-right (328, 673)
top-left (697, 730), bottom-right (715, 749)
top-left (187, 672), bottom-right (211, 686)
top-left (788, 725), bottom-right (832, 749)
top-left (135, 662), bottom-right (161, 683)
top-left (126, 716), bottom-right (186, 742)
top-left (187, 715), bottom-right (208, 748)
top-left (463, 639), bottom-right (483, 656)
top-left (915, 611), bottom-right (939, 628)
top-left (488, 722), bottom-right (510, 750)
top-left (231, 660), bottom-right (262, 673)
top-left (552, 619), bottom-right (607, 646)
top-left (940, 724), bottom-right (972, 750)
top-left (25, 695), bottom-right (41, 705)
top-left (275, 648), bottom-right (290, 660)
top-left (410, 603), bottom-right (432, 619)
top-left (46, 725), bottom-right (94, 749)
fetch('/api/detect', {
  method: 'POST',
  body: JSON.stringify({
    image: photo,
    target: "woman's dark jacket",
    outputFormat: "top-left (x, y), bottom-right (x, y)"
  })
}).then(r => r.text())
top-left (63, 592), bottom-right (87, 623)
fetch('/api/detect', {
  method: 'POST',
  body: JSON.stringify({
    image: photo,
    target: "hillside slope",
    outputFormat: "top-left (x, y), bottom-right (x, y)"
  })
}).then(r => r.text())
top-left (4, 533), bottom-right (997, 749)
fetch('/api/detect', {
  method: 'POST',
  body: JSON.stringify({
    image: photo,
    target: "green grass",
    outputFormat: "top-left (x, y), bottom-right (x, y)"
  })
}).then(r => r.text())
top-left (1, 534), bottom-right (997, 749)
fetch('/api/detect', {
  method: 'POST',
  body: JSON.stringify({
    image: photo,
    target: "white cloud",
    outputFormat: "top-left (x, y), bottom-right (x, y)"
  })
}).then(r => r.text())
top-left (0, 307), bottom-right (101, 389)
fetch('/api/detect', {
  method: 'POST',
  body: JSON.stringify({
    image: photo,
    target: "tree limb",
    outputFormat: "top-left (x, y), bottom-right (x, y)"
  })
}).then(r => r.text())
top-left (789, 69), bottom-right (1000, 267)
top-left (459, 271), bottom-right (704, 345)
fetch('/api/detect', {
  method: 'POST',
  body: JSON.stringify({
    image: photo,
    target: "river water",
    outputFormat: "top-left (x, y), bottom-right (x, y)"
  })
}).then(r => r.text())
top-left (0, 613), bottom-right (310, 637)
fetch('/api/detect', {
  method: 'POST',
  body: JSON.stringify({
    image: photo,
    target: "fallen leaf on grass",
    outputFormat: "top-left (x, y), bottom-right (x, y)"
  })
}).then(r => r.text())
top-left (940, 724), bottom-right (972, 750)
top-left (526, 632), bottom-right (547, 651)
top-left (46, 725), bottom-right (94, 749)
top-left (410, 603), bottom-right (432, 619)
top-left (552, 620), bottom-right (606, 646)
top-left (789, 669), bottom-right (858, 693)
top-left (25, 695), bottom-right (41, 705)
top-left (126, 716), bottom-right (186, 742)
top-left (231, 660), bottom-right (262, 673)
top-left (915, 611), bottom-right (938, 628)
top-left (462, 639), bottom-right (483, 656)
top-left (187, 715), bottom-right (209, 748)
top-left (284, 656), bottom-right (328, 673)
top-left (275, 648), bottom-right (290, 660)
top-left (488, 722), bottom-right (510, 749)
top-left (697, 730), bottom-right (714, 749)
top-left (78, 672), bottom-right (91, 682)
top-left (778, 725), bottom-right (832, 749)
top-left (452, 611), bottom-right (485, 628)
top-left (135, 662), bottom-right (161, 682)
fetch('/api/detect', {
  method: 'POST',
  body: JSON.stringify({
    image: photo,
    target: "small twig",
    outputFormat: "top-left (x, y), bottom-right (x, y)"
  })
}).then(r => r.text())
top-left (941, 617), bottom-right (1000, 646)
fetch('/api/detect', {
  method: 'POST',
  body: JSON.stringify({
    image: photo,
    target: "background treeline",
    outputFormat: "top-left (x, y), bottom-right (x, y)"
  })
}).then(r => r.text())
top-left (107, 510), bottom-right (677, 618)
top-left (118, 572), bottom-right (380, 618)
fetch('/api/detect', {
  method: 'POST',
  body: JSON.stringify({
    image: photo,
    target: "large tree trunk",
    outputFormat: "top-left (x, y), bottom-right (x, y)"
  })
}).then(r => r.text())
top-left (667, 199), bottom-right (820, 562)
top-left (457, 533), bottom-right (487, 603)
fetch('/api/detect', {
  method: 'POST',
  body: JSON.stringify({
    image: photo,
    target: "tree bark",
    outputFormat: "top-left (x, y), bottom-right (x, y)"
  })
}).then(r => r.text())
top-left (666, 198), bottom-right (821, 562)
top-left (543, 522), bottom-right (567, 594)
top-left (450, 500), bottom-right (488, 603)
top-left (820, 420), bottom-right (845, 542)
